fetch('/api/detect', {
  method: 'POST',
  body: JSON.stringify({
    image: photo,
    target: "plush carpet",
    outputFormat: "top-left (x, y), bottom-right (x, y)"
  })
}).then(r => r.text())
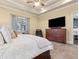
top-left (50, 42), bottom-right (78, 59)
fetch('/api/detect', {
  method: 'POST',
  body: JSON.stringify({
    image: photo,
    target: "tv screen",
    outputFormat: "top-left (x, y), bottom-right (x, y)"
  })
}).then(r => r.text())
top-left (49, 16), bottom-right (65, 27)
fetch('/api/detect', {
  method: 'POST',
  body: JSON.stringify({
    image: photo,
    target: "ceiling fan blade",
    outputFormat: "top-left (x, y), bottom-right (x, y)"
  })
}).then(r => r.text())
top-left (33, 5), bottom-right (35, 8)
top-left (41, 3), bottom-right (44, 6)
top-left (26, 1), bottom-right (33, 3)
top-left (34, 0), bottom-right (39, 2)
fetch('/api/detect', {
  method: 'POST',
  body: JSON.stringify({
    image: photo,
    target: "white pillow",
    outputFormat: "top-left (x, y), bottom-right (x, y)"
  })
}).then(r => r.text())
top-left (0, 33), bottom-right (4, 45)
top-left (0, 27), bottom-right (12, 43)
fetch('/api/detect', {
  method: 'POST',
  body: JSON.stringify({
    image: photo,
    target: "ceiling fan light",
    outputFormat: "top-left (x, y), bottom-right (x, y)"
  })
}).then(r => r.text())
top-left (35, 2), bottom-right (40, 6)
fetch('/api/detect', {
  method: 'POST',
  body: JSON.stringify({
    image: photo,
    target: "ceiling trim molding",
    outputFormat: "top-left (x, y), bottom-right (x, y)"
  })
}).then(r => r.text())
top-left (39, 2), bottom-right (78, 15)
top-left (0, 4), bottom-right (37, 15)
top-left (0, 0), bottom-right (78, 15)
top-left (0, 0), bottom-right (39, 15)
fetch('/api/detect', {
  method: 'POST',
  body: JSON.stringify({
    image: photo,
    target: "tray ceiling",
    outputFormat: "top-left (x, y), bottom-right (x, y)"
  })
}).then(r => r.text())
top-left (0, 0), bottom-right (77, 15)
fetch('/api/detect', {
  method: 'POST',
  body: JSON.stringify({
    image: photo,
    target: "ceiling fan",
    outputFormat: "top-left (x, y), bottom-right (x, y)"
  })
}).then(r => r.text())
top-left (26, 0), bottom-right (45, 8)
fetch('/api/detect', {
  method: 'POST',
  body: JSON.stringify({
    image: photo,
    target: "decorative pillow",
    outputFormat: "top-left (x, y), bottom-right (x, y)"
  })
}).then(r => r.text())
top-left (0, 27), bottom-right (12, 43)
top-left (0, 32), bottom-right (4, 45)
top-left (11, 31), bottom-right (17, 39)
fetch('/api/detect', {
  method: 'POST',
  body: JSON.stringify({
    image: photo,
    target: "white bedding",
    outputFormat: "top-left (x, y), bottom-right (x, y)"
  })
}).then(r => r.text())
top-left (18, 34), bottom-right (53, 49)
top-left (0, 34), bottom-right (53, 59)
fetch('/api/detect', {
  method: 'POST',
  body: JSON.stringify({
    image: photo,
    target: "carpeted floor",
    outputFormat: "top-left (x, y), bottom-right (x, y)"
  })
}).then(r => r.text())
top-left (50, 42), bottom-right (78, 59)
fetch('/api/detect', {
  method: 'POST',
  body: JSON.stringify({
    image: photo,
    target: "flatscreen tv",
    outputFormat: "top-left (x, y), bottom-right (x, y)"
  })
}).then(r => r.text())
top-left (49, 16), bottom-right (65, 27)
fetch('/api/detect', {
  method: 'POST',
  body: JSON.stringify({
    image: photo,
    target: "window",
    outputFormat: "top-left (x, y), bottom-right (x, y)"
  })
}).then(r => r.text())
top-left (73, 12), bottom-right (78, 28)
top-left (73, 18), bottom-right (78, 28)
top-left (12, 15), bottom-right (29, 34)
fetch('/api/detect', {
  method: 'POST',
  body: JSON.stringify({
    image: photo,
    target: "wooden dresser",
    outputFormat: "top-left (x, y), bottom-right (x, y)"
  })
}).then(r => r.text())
top-left (46, 28), bottom-right (66, 43)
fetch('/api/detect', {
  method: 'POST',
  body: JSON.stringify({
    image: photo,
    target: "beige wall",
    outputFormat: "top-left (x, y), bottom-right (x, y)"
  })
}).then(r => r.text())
top-left (0, 3), bottom-right (77, 44)
top-left (38, 3), bottom-right (78, 44)
top-left (0, 7), bottom-right (38, 35)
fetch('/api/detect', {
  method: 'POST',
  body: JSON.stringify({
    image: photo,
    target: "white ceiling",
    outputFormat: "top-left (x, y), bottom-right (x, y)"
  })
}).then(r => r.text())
top-left (0, 0), bottom-right (77, 15)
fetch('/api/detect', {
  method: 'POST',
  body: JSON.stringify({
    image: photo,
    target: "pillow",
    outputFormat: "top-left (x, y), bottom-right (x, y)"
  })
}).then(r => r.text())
top-left (3, 28), bottom-right (17, 39)
top-left (0, 27), bottom-right (12, 43)
top-left (0, 32), bottom-right (4, 45)
top-left (11, 31), bottom-right (17, 39)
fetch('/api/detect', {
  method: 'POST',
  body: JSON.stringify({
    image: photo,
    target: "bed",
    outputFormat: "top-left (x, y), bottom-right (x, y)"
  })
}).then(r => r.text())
top-left (34, 50), bottom-right (51, 59)
top-left (0, 27), bottom-right (53, 59)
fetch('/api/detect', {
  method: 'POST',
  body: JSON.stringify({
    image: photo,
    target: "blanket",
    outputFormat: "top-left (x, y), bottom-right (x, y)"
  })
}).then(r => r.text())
top-left (0, 34), bottom-right (53, 59)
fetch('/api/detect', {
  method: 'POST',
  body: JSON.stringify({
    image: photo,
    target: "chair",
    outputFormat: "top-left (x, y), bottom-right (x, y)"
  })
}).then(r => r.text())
top-left (35, 29), bottom-right (43, 37)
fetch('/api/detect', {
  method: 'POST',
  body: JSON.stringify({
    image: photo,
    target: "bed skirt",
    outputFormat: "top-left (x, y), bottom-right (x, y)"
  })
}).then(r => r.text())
top-left (34, 50), bottom-right (51, 59)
